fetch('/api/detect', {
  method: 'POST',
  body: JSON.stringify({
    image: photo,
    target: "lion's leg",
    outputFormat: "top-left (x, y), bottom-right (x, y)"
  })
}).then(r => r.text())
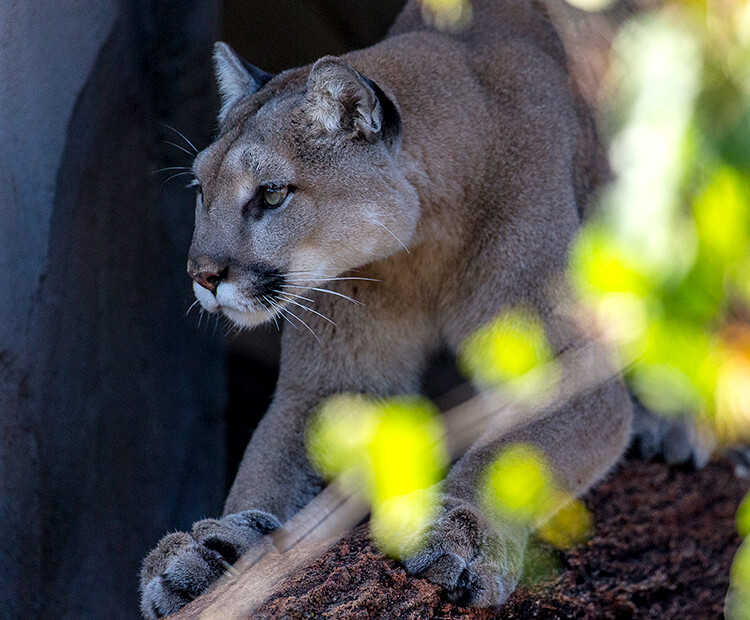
top-left (406, 357), bottom-right (631, 605)
top-left (402, 276), bottom-right (632, 606)
top-left (140, 294), bottom-right (435, 618)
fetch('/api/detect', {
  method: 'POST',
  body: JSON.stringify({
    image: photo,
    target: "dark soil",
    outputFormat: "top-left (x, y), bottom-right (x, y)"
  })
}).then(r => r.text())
top-left (252, 459), bottom-right (747, 619)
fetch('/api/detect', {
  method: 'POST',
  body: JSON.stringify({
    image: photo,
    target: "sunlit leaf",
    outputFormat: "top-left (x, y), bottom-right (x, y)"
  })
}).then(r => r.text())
top-left (483, 443), bottom-right (553, 525)
top-left (482, 443), bottom-right (593, 551)
top-left (307, 394), bottom-right (447, 559)
top-left (458, 307), bottom-right (558, 402)
top-left (693, 166), bottom-right (749, 265)
top-left (419, 0), bottom-right (472, 30)
top-left (570, 225), bottom-right (651, 298)
top-left (306, 394), bottom-right (379, 481)
top-left (368, 397), bottom-right (446, 505)
top-left (370, 487), bottom-right (440, 559)
top-left (737, 491), bottom-right (750, 539)
top-left (727, 540), bottom-right (750, 620)
top-left (538, 499), bottom-right (593, 550)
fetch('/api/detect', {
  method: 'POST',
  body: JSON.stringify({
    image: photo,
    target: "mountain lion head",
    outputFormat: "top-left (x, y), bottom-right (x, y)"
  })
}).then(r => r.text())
top-left (187, 43), bottom-right (419, 328)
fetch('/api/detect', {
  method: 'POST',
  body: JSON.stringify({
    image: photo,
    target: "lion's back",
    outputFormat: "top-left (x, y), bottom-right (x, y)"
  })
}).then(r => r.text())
top-left (388, 0), bottom-right (607, 219)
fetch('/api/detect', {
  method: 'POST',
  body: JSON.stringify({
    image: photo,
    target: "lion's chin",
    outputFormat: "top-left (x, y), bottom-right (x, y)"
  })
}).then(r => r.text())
top-left (221, 306), bottom-right (274, 328)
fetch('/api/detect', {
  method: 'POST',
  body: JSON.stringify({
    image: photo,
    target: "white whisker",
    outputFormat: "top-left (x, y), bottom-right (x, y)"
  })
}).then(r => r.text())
top-left (280, 269), bottom-right (343, 275)
top-left (282, 277), bottom-right (380, 284)
top-left (273, 289), bottom-right (315, 303)
top-left (155, 166), bottom-right (193, 173)
top-left (374, 220), bottom-right (410, 254)
top-left (279, 269), bottom-right (377, 281)
top-left (186, 299), bottom-right (200, 317)
top-left (165, 141), bottom-right (197, 159)
top-left (221, 315), bottom-right (236, 338)
top-left (282, 309), bottom-right (321, 343)
top-left (277, 294), bottom-right (336, 326)
top-left (162, 171), bottom-right (194, 185)
top-left (279, 285), bottom-right (363, 306)
top-left (274, 301), bottom-right (320, 342)
top-left (260, 296), bottom-right (281, 331)
top-left (161, 123), bottom-right (199, 154)
top-left (266, 297), bottom-right (297, 331)
top-left (230, 316), bottom-right (244, 337)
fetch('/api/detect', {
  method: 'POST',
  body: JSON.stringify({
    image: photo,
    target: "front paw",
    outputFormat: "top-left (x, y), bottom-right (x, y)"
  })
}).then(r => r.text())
top-left (139, 510), bottom-right (280, 619)
top-left (403, 497), bottom-right (527, 607)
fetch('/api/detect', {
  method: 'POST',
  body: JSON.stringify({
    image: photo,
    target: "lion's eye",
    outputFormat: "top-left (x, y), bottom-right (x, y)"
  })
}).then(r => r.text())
top-left (188, 179), bottom-right (202, 199)
top-left (262, 185), bottom-right (288, 208)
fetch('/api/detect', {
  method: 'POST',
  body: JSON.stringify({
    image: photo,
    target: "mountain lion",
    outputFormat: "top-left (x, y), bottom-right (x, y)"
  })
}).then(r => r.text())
top-left (140, 0), bottom-right (634, 616)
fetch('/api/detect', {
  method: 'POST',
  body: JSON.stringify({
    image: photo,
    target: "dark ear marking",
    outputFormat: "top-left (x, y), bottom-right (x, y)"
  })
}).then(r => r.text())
top-left (361, 75), bottom-right (402, 149)
top-left (239, 57), bottom-right (275, 92)
top-left (213, 42), bottom-right (276, 122)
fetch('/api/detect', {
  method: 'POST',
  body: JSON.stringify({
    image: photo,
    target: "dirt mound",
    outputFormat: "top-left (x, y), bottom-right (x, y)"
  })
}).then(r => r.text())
top-left (255, 459), bottom-right (746, 619)
top-left (173, 459), bottom-right (747, 618)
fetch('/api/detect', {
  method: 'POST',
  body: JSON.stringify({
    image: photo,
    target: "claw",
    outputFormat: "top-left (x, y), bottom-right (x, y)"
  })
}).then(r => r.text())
top-left (141, 510), bottom-right (278, 618)
top-left (403, 498), bottom-right (526, 607)
top-left (218, 557), bottom-right (241, 579)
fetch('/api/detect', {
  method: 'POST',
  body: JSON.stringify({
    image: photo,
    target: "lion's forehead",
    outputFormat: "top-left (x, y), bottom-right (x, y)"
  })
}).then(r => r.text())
top-left (194, 130), bottom-right (298, 199)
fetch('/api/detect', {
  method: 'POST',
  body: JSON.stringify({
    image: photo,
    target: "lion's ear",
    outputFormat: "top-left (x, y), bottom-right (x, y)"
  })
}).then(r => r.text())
top-left (213, 42), bottom-right (274, 121)
top-left (305, 57), bottom-right (389, 142)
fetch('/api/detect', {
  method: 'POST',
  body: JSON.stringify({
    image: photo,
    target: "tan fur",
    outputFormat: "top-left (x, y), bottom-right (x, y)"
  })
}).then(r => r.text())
top-left (140, 1), bottom-right (631, 616)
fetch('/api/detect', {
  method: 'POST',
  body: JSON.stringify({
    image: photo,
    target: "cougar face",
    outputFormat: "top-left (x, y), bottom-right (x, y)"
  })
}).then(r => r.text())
top-left (187, 47), bottom-right (418, 328)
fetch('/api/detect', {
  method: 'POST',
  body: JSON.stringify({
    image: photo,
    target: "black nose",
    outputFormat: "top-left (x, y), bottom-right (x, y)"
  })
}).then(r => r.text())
top-left (189, 266), bottom-right (227, 294)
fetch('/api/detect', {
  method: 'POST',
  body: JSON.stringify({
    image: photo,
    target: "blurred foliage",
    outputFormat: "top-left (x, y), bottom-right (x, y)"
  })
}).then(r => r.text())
top-left (571, 0), bottom-right (750, 444)
top-left (567, 1), bottom-right (750, 613)
top-left (521, 536), bottom-right (566, 585)
top-left (738, 491), bottom-right (750, 539)
top-left (418, 0), bottom-right (473, 30)
top-left (482, 443), bottom-right (593, 549)
top-left (307, 394), bottom-right (447, 558)
top-left (728, 540), bottom-right (750, 619)
top-left (732, 491), bottom-right (750, 619)
top-left (458, 307), bottom-right (559, 403)
top-left (483, 444), bottom-right (554, 524)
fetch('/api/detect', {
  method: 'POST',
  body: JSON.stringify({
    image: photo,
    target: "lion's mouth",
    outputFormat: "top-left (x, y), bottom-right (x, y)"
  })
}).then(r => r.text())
top-left (192, 279), bottom-right (287, 328)
top-left (220, 304), bottom-right (276, 328)
top-left (191, 268), bottom-right (349, 333)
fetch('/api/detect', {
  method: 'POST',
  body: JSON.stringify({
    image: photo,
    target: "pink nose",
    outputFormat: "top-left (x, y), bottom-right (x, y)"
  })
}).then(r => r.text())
top-left (189, 267), bottom-right (226, 293)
